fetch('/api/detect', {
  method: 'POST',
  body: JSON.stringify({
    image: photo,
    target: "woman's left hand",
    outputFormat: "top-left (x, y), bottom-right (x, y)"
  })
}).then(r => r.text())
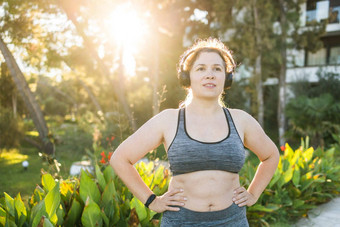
top-left (232, 186), bottom-right (257, 207)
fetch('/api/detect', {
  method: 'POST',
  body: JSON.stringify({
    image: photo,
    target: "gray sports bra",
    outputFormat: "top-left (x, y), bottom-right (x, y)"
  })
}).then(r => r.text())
top-left (167, 108), bottom-right (245, 176)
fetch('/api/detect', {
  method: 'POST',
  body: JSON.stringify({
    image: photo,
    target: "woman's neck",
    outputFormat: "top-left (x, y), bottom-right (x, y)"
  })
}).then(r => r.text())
top-left (187, 98), bottom-right (222, 115)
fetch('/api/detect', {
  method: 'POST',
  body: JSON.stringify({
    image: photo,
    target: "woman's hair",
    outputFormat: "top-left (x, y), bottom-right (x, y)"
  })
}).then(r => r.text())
top-left (177, 38), bottom-right (236, 107)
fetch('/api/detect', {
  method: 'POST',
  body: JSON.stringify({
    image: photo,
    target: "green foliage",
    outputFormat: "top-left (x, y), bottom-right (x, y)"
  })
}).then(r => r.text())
top-left (0, 162), bottom-right (170, 226)
top-left (243, 138), bottom-right (340, 226)
top-left (1, 138), bottom-right (340, 226)
top-left (0, 107), bottom-right (25, 148)
top-left (286, 72), bottom-right (340, 147)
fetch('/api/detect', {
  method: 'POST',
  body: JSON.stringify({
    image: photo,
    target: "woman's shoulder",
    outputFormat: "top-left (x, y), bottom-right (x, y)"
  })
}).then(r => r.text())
top-left (225, 108), bottom-right (251, 120)
top-left (150, 108), bottom-right (180, 125)
top-left (158, 108), bottom-right (180, 118)
top-left (226, 108), bottom-right (262, 130)
top-left (148, 108), bottom-right (180, 134)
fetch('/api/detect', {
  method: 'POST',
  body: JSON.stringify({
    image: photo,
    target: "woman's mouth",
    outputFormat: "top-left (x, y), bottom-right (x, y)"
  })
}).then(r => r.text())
top-left (203, 83), bottom-right (216, 88)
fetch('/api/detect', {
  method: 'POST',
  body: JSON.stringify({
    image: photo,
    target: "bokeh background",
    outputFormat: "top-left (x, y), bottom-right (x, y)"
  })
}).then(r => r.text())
top-left (0, 0), bottom-right (340, 226)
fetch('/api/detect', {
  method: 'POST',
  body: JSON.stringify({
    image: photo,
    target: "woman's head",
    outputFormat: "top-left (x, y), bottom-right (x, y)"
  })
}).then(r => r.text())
top-left (177, 38), bottom-right (236, 89)
top-left (177, 38), bottom-right (236, 107)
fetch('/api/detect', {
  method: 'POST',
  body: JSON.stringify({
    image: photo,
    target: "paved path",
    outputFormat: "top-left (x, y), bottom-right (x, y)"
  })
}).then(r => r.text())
top-left (294, 197), bottom-right (340, 227)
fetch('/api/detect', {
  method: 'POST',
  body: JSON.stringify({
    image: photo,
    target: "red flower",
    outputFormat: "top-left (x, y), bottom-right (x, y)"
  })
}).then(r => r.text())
top-left (100, 151), bottom-right (106, 158)
top-left (280, 145), bottom-right (285, 152)
top-left (111, 136), bottom-right (115, 141)
top-left (108, 152), bottom-right (113, 160)
top-left (100, 157), bottom-right (106, 164)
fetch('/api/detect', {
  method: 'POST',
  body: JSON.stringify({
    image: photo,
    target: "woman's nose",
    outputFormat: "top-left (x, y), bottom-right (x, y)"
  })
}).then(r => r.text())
top-left (205, 70), bottom-right (215, 79)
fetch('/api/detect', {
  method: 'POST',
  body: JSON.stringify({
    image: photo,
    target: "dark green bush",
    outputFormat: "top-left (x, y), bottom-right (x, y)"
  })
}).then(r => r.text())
top-left (286, 71), bottom-right (340, 147)
top-left (0, 107), bottom-right (25, 148)
top-left (244, 138), bottom-right (340, 226)
top-left (1, 138), bottom-right (339, 227)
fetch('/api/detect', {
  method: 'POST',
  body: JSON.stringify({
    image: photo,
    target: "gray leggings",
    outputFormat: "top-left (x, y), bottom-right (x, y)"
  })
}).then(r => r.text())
top-left (161, 203), bottom-right (249, 227)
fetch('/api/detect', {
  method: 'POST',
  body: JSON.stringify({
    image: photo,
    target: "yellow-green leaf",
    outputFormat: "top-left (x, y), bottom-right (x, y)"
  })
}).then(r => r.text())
top-left (14, 193), bottom-right (27, 227)
top-left (30, 200), bottom-right (46, 227)
top-left (4, 192), bottom-right (14, 217)
top-left (42, 174), bottom-right (56, 192)
top-left (0, 207), bottom-right (6, 226)
top-left (103, 165), bottom-right (115, 184)
top-left (291, 149), bottom-right (301, 166)
top-left (44, 183), bottom-right (60, 224)
top-left (79, 169), bottom-right (101, 204)
top-left (302, 147), bottom-right (314, 163)
top-left (43, 217), bottom-right (54, 227)
top-left (269, 169), bottom-right (281, 188)
top-left (65, 199), bottom-right (82, 227)
top-left (130, 197), bottom-right (147, 221)
top-left (284, 143), bottom-right (294, 159)
top-left (152, 166), bottom-right (164, 187)
top-left (95, 164), bottom-right (106, 192)
top-left (292, 168), bottom-right (300, 187)
top-left (102, 181), bottom-right (116, 207)
top-left (81, 198), bottom-right (102, 227)
top-left (283, 165), bottom-right (293, 183)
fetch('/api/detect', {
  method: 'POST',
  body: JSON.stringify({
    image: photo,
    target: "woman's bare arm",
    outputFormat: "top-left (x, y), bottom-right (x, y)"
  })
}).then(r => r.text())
top-left (233, 110), bottom-right (280, 206)
top-left (110, 109), bottom-right (186, 212)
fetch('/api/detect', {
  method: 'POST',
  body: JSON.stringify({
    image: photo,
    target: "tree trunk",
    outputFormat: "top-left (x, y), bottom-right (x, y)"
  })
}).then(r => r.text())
top-left (253, 0), bottom-right (264, 127)
top-left (0, 35), bottom-right (54, 154)
top-left (12, 92), bottom-right (17, 118)
top-left (58, 1), bottom-right (137, 131)
top-left (152, 34), bottom-right (160, 116)
top-left (255, 55), bottom-right (264, 127)
top-left (278, 0), bottom-right (287, 146)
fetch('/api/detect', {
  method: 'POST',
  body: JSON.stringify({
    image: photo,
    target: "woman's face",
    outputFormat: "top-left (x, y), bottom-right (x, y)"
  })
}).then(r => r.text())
top-left (189, 51), bottom-right (226, 99)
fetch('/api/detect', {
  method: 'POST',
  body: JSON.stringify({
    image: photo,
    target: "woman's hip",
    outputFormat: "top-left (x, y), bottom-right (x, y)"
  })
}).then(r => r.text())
top-left (161, 202), bottom-right (248, 227)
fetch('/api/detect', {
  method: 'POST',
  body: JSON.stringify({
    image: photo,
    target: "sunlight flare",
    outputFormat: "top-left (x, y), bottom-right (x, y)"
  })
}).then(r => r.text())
top-left (104, 3), bottom-right (148, 77)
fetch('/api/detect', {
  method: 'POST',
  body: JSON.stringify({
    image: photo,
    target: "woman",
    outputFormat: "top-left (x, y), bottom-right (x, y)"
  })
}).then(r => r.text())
top-left (110, 38), bottom-right (280, 226)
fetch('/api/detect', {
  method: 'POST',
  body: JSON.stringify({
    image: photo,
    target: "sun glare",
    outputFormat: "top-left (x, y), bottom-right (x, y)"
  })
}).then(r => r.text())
top-left (105, 3), bottom-right (148, 77)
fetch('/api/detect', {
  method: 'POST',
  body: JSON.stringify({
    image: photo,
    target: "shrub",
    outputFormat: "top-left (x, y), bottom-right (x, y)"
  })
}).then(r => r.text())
top-left (286, 71), bottom-right (340, 147)
top-left (1, 139), bottom-right (339, 226)
top-left (0, 161), bottom-right (169, 227)
top-left (0, 107), bottom-right (25, 148)
top-left (244, 138), bottom-right (340, 226)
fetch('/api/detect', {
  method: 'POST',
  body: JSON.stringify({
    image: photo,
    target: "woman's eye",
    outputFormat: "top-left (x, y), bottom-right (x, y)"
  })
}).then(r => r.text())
top-left (215, 67), bottom-right (222, 71)
top-left (197, 67), bottom-right (205, 71)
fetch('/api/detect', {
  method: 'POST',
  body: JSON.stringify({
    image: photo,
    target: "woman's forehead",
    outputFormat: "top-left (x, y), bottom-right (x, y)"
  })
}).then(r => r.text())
top-left (193, 52), bottom-right (224, 66)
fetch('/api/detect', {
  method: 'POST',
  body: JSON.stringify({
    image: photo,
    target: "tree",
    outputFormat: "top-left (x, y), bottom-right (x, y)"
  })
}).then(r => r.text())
top-left (0, 35), bottom-right (54, 154)
top-left (211, 0), bottom-right (276, 127)
top-left (275, 0), bottom-right (326, 145)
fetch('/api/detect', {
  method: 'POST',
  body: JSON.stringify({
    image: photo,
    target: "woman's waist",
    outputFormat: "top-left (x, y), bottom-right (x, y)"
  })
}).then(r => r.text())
top-left (169, 170), bottom-right (240, 211)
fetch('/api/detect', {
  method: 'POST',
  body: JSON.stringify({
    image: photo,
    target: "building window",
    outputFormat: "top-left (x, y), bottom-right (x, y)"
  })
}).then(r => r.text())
top-left (287, 49), bottom-right (305, 67)
top-left (329, 46), bottom-right (340, 64)
top-left (307, 48), bottom-right (327, 65)
top-left (307, 0), bottom-right (340, 24)
top-left (329, 0), bottom-right (340, 23)
top-left (307, 0), bottom-right (330, 24)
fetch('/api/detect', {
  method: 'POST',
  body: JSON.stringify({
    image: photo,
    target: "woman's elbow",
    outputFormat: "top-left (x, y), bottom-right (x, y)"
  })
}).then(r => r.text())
top-left (272, 147), bottom-right (280, 166)
top-left (110, 150), bottom-right (123, 171)
top-left (109, 149), bottom-right (131, 172)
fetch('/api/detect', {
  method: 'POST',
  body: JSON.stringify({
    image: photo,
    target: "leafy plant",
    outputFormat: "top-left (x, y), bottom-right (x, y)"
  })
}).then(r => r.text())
top-left (286, 71), bottom-right (340, 147)
top-left (1, 138), bottom-right (340, 226)
top-left (0, 161), bottom-right (170, 227)
top-left (286, 94), bottom-right (340, 147)
top-left (244, 137), bottom-right (340, 226)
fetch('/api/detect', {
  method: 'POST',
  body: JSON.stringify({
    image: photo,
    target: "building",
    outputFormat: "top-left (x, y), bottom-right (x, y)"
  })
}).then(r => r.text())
top-left (285, 0), bottom-right (340, 84)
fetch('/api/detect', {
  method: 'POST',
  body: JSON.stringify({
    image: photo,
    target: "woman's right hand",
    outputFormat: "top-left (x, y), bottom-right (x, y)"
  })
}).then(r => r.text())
top-left (148, 188), bottom-right (187, 213)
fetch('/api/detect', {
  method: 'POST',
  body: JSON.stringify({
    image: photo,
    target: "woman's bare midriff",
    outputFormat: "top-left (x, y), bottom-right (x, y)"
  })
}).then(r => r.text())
top-left (168, 170), bottom-right (240, 212)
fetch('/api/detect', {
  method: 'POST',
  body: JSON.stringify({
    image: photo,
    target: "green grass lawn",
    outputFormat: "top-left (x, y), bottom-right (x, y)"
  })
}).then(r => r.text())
top-left (0, 147), bottom-right (43, 203)
top-left (0, 144), bottom-right (84, 204)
